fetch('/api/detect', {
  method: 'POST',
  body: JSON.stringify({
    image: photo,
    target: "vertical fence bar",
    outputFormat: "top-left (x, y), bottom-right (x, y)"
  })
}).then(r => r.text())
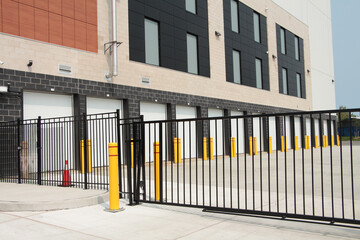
top-left (116, 110), bottom-right (123, 198)
top-left (37, 116), bottom-right (42, 185)
top-left (17, 119), bottom-right (21, 184)
top-left (83, 113), bottom-right (88, 190)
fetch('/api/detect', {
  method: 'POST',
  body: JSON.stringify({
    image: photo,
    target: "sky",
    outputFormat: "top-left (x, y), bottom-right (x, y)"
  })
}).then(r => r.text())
top-left (332, 0), bottom-right (360, 109)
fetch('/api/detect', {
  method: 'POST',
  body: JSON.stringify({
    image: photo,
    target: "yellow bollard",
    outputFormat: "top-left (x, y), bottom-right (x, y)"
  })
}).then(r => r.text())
top-left (322, 135), bottom-right (327, 147)
top-left (210, 138), bottom-right (214, 160)
top-left (269, 137), bottom-right (272, 154)
top-left (203, 137), bottom-right (207, 160)
top-left (295, 136), bottom-right (299, 150)
top-left (304, 136), bottom-right (308, 150)
top-left (285, 136), bottom-right (287, 151)
top-left (331, 135), bottom-right (334, 147)
top-left (154, 142), bottom-right (160, 201)
top-left (174, 138), bottom-right (181, 164)
top-left (315, 136), bottom-right (319, 148)
top-left (22, 141), bottom-right (29, 179)
top-left (307, 136), bottom-right (311, 149)
top-left (109, 143), bottom-right (119, 211)
top-left (86, 139), bottom-right (92, 172)
top-left (281, 136), bottom-right (284, 152)
top-left (231, 137), bottom-right (236, 158)
top-left (337, 135), bottom-right (340, 146)
top-left (249, 137), bottom-right (253, 156)
top-left (254, 137), bottom-right (257, 155)
top-left (81, 140), bottom-right (92, 173)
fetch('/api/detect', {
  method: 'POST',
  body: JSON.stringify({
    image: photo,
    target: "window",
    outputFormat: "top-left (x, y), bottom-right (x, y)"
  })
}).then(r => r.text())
top-left (186, 0), bottom-right (197, 14)
top-left (232, 50), bottom-right (241, 84)
top-left (253, 12), bottom-right (260, 43)
top-left (280, 27), bottom-right (286, 54)
top-left (145, 18), bottom-right (159, 66)
top-left (282, 68), bottom-right (288, 94)
top-left (296, 73), bottom-right (302, 97)
top-left (231, 0), bottom-right (239, 33)
top-left (295, 36), bottom-right (300, 61)
top-left (187, 33), bottom-right (198, 74)
top-left (255, 58), bottom-right (262, 89)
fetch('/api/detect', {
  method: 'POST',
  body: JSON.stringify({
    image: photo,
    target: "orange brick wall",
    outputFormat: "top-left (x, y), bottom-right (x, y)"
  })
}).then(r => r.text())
top-left (0, 0), bottom-right (98, 53)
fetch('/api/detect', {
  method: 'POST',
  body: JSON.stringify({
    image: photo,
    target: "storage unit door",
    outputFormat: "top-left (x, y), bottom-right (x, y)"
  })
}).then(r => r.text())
top-left (294, 117), bottom-right (302, 148)
top-left (86, 98), bottom-right (123, 166)
top-left (208, 109), bottom-right (224, 156)
top-left (269, 117), bottom-right (277, 151)
top-left (140, 102), bottom-right (167, 162)
top-left (23, 92), bottom-right (74, 173)
top-left (230, 111), bottom-right (245, 154)
top-left (285, 116), bottom-right (292, 149)
top-left (176, 105), bottom-right (197, 159)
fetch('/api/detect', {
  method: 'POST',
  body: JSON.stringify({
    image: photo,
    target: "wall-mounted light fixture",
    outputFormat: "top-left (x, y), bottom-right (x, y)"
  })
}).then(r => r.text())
top-left (215, 31), bottom-right (221, 37)
top-left (27, 60), bottom-right (33, 67)
top-left (0, 60), bottom-right (4, 65)
top-left (272, 54), bottom-right (277, 59)
top-left (307, 69), bottom-right (311, 73)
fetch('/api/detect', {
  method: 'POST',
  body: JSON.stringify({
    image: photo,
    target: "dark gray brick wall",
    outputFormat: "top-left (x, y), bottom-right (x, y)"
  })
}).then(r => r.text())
top-left (0, 67), bottom-right (298, 124)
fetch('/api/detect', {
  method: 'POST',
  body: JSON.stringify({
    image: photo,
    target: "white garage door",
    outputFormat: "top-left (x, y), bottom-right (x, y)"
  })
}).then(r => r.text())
top-left (23, 92), bottom-right (74, 173)
top-left (87, 97), bottom-right (123, 116)
top-left (231, 111), bottom-right (245, 154)
top-left (140, 102), bottom-right (167, 162)
top-left (269, 117), bottom-right (277, 151)
top-left (86, 98), bottom-right (123, 166)
top-left (24, 92), bottom-right (73, 119)
top-left (294, 117), bottom-right (302, 148)
top-left (252, 114), bottom-right (264, 152)
top-left (285, 116), bottom-right (292, 149)
top-left (208, 108), bottom-right (223, 156)
top-left (176, 105), bottom-right (196, 158)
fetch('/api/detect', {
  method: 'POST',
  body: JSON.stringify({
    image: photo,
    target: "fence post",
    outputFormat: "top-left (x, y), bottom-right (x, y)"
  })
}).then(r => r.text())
top-left (116, 109), bottom-right (123, 199)
top-left (83, 113), bottom-right (88, 189)
top-left (37, 116), bottom-right (42, 185)
top-left (159, 123), bottom-right (163, 203)
top-left (17, 119), bottom-right (21, 184)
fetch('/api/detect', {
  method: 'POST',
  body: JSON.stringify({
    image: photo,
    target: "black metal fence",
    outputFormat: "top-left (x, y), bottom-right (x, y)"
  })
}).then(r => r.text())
top-left (132, 108), bottom-right (360, 225)
top-left (1, 108), bottom-right (360, 225)
top-left (0, 111), bottom-right (140, 196)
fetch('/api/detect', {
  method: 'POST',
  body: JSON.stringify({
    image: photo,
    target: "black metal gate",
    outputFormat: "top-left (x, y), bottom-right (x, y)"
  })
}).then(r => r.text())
top-left (133, 109), bottom-right (360, 225)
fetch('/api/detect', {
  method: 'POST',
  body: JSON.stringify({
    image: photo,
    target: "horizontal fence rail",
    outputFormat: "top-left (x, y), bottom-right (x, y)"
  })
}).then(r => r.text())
top-left (134, 109), bottom-right (360, 225)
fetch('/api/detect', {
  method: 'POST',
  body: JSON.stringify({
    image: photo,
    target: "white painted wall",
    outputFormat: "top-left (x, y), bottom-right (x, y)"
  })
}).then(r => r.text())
top-left (140, 102), bottom-right (167, 162)
top-left (272, 0), bottom-right (336, 110)
top-left (230, 111), bottom-right (245, 154)
top-left (208, 108), bottom-right (224, 156)
top-left (252, 115), bottom-right (264, 152)
top-left (176, 105), bottom-right (197, 158)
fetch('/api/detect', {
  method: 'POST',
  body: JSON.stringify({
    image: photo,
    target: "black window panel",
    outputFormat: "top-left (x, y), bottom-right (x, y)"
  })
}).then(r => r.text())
top-left (276, 24), bottom-right (306, 98)
top-left (129, 0), bottom-right (210, 77)
top-left (223, 0), bottom-right (270, 90)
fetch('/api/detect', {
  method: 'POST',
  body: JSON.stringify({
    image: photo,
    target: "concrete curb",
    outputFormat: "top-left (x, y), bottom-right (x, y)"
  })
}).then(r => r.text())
top-left (0, 192), bottom-right (109, 211)
top-left (0, 183), bottom-right (109, 212)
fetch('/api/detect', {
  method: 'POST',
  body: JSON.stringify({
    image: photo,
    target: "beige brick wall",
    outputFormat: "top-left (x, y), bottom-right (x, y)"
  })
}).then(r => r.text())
top-left (0, 0), bottom-right (312, 111)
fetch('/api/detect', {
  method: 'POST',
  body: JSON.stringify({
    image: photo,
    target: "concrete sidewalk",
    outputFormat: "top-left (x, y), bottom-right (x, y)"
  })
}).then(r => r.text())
top-left (1, 183), bottom-right (360, 239)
